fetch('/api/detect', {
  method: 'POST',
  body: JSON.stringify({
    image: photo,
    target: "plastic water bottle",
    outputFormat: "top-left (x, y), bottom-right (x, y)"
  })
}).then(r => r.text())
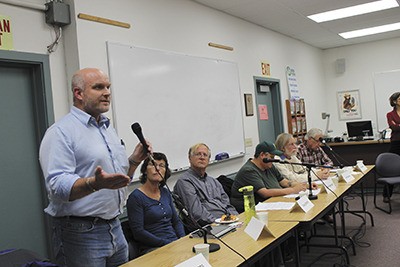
top-left (238, 185), bottom-right (256, 224)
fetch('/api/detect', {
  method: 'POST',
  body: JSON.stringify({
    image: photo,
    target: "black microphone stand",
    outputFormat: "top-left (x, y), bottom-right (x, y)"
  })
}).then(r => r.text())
top-left (321, 141), bottom-right (350, 168)
top-left (306, 164), bottom-right (318, 200)
top-left (267, 159), bottom-right (333, 200)
top-left (131, 123), bottom-right (221, 252)
top-left (169, 189), bottom-right (220, 252)
top-left (287, 161), bottom-right (324, 200)
top-left (157, 169), bottom-right (221, 252)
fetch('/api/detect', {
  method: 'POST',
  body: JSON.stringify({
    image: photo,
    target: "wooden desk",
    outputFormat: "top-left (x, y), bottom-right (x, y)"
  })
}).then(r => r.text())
top-left (324, 140), bottom-right (388, 188)
top-left (265, 166), bottom-right (374, 224)
top-left (120, 215), bottom-right (298, 267)
top-left (262, 166), bottom-right (373, 265)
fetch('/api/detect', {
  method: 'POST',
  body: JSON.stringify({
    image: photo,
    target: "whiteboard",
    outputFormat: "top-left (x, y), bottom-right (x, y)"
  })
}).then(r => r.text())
top-left (106, 42), bottom-right (245, 179)
top-left (373, 69), bottom-right (400, 131)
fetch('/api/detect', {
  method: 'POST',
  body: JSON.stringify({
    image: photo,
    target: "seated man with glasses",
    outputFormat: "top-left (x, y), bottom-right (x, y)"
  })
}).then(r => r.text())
top-left (127, 152), bottom-right (185, 255)
top-left (297, 128), bottom-right (335, 223)
top-left (297, 128), bottom-right (333, 168)
top-left (173, 143), bottom-right (238, 228)
top-left (231, 141), bottom-right (314, 213)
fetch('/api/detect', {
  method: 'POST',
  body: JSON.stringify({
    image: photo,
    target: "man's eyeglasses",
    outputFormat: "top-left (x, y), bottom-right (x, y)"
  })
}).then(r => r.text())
top-left (193, 152), bottom-right (209, 158)
top-left (148, 162), bottom-right (166, 169)
top-left (310, 137), bottom-right (322, 144)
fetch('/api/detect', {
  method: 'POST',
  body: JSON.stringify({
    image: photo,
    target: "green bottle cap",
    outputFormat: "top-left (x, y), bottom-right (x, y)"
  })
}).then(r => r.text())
top-left (238, 185), bottom-right (253, 192)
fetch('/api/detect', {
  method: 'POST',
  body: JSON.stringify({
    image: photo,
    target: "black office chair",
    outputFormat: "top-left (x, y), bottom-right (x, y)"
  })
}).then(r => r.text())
top-left (121, 220), bottom-right (140, 260)
top-left (373, 152), bottom-right (400, 214)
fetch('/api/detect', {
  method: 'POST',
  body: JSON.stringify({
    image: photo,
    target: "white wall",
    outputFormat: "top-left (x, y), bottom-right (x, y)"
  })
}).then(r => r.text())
top-left (323, 37), bottom-right (400, 138)
top-left (0, 0), bottom-right (69, 121)
top-left (66, 0), bottom-right (326, 183)
top-left (12, 0), bottom-right (399, 185)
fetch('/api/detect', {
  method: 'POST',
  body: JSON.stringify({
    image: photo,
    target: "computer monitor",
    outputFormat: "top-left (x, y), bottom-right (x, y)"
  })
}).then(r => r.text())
top-left (346, 120), bottom-right (373, 139)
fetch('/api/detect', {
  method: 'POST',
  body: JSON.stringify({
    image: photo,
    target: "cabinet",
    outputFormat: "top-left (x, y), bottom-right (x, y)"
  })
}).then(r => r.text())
top-left (285, 99), bottom-right (307, 141)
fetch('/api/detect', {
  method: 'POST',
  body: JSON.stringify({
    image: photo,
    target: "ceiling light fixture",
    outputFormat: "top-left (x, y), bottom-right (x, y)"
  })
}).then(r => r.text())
top-left (308, 0), bottom-right (399, 23)
top-left (339, 22), bottom-right (400, 39)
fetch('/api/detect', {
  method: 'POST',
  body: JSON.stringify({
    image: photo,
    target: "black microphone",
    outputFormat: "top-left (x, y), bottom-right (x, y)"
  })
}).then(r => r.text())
top-left (131, 122), bottom-right (150, 153)
top-left (262, 158), bottom-right (282, 163)
top-left (319, 137), bottom-right (348, 168)
top-left (319, 137), bottom-right (332, 151)
top-left (131, 122), bottom-right (156, 163)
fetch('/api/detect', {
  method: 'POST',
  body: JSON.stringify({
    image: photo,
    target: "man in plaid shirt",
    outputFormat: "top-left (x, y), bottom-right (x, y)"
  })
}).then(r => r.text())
top-left (297, 128), bottom-right (334, 223)
top-left (297, 128), bottom-right (333, 167)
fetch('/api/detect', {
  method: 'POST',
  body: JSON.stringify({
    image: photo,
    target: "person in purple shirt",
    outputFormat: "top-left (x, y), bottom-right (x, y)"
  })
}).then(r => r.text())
top-left (127, 152), bottom-right (185, 255)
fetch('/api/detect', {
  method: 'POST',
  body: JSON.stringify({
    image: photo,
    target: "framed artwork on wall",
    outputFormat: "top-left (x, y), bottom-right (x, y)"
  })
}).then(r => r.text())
top-left (244, 93), bottom-right (254, 116)
top-left (337, 89), bottom-right (362, 120)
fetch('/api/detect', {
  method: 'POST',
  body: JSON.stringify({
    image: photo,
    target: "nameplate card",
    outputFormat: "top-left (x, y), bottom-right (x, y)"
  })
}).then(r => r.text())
top-left (244, 216), bottom-right (275, 241)
top-left (174, 253), bottom-right (211, 267)
top-left (291, 195), bottom-right (314, 213)
top-left (339, 170), bottom-right (355, 183)
top-left (320, 178), bottom-right (336, 194)
top-left (356, 162), bottom-right (368, 172)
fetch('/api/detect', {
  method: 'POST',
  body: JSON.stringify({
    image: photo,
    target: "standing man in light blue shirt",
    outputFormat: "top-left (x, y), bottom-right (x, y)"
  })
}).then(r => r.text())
top-left (39, 68), bottom-right (149, 267)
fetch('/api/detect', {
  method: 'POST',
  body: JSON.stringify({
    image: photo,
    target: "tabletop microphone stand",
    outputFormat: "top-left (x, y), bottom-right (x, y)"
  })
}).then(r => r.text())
top-left (319, 138), bottom-right (351, 168)
top-left (155, 166), bottom-right (221, 252)
top-left (264, 158), bottom-right (333, 200)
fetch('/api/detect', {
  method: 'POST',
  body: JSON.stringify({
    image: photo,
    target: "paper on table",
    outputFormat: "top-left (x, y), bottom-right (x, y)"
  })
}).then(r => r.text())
top-left (284, 188), bottom-right (321, 198)
top-left (174, 253), bottom-right (211, 267)
top-left (255, 202), bottom-right (296, 211)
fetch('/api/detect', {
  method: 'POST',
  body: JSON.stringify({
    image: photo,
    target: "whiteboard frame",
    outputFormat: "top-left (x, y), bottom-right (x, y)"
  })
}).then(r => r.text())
top-left (106, 42), bottom-right (246, 180)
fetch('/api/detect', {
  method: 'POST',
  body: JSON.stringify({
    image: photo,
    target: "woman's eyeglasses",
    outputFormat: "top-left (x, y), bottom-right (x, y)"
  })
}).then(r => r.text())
top-left (148, 162), bottom-right (166, 169)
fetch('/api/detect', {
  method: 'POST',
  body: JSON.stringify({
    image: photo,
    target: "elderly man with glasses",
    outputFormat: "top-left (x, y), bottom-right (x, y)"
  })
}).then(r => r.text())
top-left (297, 128), bottom-right (334, 223)
top-left (297, 128), bottom-right (333, 168)
top-left (173, 143), bottom-right (238, 228)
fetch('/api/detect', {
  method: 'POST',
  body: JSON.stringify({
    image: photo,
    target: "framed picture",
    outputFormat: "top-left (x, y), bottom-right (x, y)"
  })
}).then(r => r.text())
top-left (244, 93), bottom-right (254, 116)
top-left (337, 90), bottom-right (362, 120)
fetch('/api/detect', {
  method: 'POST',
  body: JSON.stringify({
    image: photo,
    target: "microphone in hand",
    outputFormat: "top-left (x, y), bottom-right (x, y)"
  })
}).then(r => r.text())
top-left (131, 122), bottom-right (150, 153)
top-left (131, 122), bottom-right (155, 162)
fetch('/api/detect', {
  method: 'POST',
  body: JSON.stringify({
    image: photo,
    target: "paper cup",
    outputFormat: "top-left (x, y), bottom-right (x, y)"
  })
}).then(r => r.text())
top-left (194, 243), bottom-right (210, 261)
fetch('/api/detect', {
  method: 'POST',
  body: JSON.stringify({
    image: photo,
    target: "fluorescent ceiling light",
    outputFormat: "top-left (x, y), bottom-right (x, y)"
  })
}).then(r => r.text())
top-left (339, 22), bottom-right (400, 39)
top-left (308, 0), bottom-right (399, 23)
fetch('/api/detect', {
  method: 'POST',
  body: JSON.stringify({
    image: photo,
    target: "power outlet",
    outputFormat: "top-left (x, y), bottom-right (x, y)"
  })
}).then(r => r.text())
top-left (245, 138), bottom-right (253, 147)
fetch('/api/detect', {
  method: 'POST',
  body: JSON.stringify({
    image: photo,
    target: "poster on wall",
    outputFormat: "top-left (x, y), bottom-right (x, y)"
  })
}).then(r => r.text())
top-left (337, 90), bottom-right (362, 120)
top-left (0, 15), bottom-right (14, 50)
top-left (285, 66), bottom-right (300, 100)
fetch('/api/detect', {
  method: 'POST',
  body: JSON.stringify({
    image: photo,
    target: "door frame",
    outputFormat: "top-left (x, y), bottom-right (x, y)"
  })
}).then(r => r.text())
top-left (253, 76), bottom-right (284, 143)
top-left (0, 49), bottom-right (54, 256)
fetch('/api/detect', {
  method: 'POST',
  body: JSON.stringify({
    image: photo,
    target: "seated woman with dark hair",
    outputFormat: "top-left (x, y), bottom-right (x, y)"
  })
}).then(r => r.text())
top-left (127, 152), bottom-right (185, 255)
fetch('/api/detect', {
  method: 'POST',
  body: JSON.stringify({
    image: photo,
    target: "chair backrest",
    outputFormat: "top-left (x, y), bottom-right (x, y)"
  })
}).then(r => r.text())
top-left (217, 175), bottom-right (234, 198)
top-left (121, 220), bottom-right (140, 260)
top-left (375, 152), bottom-right (400, 177)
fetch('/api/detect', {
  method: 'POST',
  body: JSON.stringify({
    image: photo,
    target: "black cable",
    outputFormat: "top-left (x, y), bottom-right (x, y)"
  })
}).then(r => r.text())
top-left (310, 168), bottom-right (339, 198)
top-left (322, 143), bottom-right (352, 167)
top-left (153, 164), bottom-right (249, 265)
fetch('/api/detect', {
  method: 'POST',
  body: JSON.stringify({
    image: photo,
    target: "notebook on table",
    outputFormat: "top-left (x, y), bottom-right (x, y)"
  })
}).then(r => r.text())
top-left (189, 224), bottom-right (236, 239)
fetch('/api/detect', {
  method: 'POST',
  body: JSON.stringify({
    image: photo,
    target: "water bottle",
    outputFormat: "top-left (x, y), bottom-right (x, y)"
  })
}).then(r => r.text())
top-left (238, 185), bottom-right (256, 224)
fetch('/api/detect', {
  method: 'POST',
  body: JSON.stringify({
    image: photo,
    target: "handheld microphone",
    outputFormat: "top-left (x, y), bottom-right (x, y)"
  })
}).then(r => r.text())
top-left (131, 122), bottom-right (150, 153)
top-left (131, 122), bottom-right (155, 162)
top-left (262, 158), bottom-right (282, 163)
